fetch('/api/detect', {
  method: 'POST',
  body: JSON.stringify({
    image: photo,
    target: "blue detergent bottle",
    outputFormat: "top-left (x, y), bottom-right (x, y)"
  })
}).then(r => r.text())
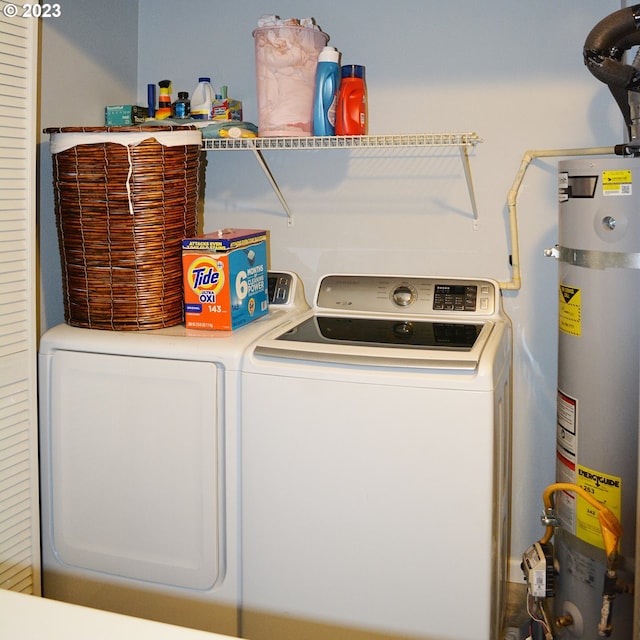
top-left (313, 46), bottom-right (341, 136)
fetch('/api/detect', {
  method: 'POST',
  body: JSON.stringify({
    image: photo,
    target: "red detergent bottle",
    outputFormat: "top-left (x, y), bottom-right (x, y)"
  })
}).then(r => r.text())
top-left (335, 64), bottom-right (367, 135)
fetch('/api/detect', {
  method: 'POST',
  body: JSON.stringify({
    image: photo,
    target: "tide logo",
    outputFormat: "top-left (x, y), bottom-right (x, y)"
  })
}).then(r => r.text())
top-left (187, 257), bottom-right (225, 302)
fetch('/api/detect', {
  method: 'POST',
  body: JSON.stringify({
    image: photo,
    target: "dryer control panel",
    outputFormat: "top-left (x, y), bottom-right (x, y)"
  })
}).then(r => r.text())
top-left (316, 275), bottom-right (498, 317)
top-left (268, 272), bottom-right (294, 304)
top-left (267, 271), bottom-right (308, 311)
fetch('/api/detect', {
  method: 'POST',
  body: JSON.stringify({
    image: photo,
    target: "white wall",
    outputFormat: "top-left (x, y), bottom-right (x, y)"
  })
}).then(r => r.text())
top-left (37, 0), bottom-right (625, 593)
top-left (137, 0), bottom-right (624, 580)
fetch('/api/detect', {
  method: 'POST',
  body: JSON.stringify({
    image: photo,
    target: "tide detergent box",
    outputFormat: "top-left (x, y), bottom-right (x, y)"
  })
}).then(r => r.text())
top-left (182, 229), bottom-right (269, 330)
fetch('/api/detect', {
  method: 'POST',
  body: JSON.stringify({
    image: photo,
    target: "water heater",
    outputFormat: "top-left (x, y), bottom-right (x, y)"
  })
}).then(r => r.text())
top-left (553, 157), bottom-right (638, 638)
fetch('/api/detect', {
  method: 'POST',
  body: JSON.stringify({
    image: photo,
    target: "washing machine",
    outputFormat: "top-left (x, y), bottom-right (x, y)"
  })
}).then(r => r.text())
top-left (38, 271), bottom-right (308, 636)
top-left (239, 274), bottom-right (512, 640)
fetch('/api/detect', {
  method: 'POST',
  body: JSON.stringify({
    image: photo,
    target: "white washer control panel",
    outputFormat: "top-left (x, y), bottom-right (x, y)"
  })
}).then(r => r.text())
top-left (316, 275), bottom-right (497, 317)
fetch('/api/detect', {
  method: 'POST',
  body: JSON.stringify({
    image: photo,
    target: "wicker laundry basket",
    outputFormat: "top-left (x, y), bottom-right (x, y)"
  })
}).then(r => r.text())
top-left (45, 125), bottom-right (203, 330)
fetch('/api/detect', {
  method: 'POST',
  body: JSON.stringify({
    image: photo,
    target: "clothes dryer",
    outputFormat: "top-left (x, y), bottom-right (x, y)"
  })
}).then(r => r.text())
top-left (240, 274), bottom-right (512, 640)
top-left (38, 272), bottom-right (308, 636)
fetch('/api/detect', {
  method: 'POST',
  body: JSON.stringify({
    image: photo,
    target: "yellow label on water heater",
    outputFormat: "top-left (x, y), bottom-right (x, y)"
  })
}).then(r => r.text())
top-left (559, 285), bottom-right (581, 336)
top-left (602, 169), bottom-right (632, 196)
top-left (575, 464), bottom-right (622, 550)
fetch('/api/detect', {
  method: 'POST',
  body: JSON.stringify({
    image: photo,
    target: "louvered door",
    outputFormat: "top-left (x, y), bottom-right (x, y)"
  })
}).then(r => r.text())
top-left (0, 3), bottom-right (40, 595)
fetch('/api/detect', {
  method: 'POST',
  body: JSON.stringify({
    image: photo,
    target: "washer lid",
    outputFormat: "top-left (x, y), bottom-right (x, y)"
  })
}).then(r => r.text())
top-left (277, 315), bottom-right (483, 349)
top-left (253, 316), bottom-right (495, 370)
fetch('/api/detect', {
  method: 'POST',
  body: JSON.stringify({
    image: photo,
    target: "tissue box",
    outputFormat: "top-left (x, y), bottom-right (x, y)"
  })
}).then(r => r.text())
top-left (105, 105), bottom-right (148, 126)
top-left (182, 229), bottom-right (268, 330)
top-left (212, 98), bottom-right (243, 121)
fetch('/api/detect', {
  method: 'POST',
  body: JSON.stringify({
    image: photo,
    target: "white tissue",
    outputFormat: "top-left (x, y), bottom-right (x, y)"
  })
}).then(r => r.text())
top-left (257, 15), bottom-right (319, 30)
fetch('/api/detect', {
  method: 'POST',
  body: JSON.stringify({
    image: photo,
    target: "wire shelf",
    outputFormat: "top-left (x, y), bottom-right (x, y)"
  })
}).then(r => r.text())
top-left (201, 131), bottom-right (482, 228)
top-left (202, 132), bottom-right (481, 151)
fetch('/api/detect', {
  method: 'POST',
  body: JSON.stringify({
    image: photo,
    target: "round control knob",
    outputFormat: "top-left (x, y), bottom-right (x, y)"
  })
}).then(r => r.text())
top-left (392, 285), bottom-right (415, 307)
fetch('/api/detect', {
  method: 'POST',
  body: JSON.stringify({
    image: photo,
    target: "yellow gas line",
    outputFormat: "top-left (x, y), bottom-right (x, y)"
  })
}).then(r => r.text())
top-left (539, 482), bottom-right (622, 560)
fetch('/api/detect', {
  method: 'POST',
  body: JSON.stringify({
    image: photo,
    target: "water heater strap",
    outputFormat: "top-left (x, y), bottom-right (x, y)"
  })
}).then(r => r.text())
top-left (556, 245), bottom-right (640, 269)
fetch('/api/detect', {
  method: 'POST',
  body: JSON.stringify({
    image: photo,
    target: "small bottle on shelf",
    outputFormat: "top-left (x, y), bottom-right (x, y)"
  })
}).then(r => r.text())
top-left (173, 92), bottom-right (191, 119)
top-left (156, 79), bottom-right (172, 119)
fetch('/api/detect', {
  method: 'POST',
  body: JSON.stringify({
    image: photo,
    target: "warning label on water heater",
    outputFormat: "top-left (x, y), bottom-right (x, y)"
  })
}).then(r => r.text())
top-left (602, 169), bottom-right (632, 196)
top-left (559, 285), bottom-right (581, 336)
top-left (557, 389), bottom-right (577, 460)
